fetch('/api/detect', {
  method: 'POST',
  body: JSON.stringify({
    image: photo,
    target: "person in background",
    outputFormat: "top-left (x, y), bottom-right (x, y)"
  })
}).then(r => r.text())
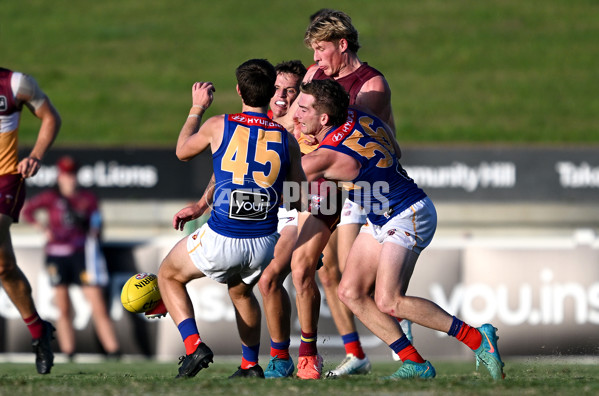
top-left (23, 156), bottom-right (120, 360)
top-left (0, 66), bottom-right (60, 374)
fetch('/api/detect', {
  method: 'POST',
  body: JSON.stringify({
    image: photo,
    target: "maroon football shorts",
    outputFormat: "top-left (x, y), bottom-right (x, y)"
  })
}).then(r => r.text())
top-left (0, 174), bottom-right (26, 222)
top-left (307, 178), bottom-right (343, 232)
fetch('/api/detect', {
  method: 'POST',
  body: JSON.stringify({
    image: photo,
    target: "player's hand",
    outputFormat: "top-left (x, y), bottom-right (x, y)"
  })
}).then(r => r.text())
top-left (173, 206), bottom-right (195, 231)
top-left (302, 133), bottom-right (318, 146)
top-left (17, 157), bottom-right (41, 178)
top-left (191, 82), bottom-right (215, 110)
top-left (172, 201), bottom-right (209, 231)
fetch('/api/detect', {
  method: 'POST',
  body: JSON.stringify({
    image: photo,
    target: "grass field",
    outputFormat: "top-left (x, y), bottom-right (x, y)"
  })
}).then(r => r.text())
top-left (3, 0), bottom-right (599, 146)
top-left (1, 359), bottom-right (598, 396)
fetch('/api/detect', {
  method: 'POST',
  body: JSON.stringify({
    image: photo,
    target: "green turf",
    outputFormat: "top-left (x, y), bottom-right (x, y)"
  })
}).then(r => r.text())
top-left (0, 360), bottom-right (597, 396)
top-left (3, 0), bottom-right (598, 147)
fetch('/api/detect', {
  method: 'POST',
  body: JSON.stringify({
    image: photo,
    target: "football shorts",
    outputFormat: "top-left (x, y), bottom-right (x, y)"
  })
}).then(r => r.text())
top-left (338, 198), bottom-right (367, 226)
top-left (187, 223), bottom-right (279, 284)
top-left (277, 206), bottom-right (298, 233)
top-left (360, 197), bottom-right (437, 254)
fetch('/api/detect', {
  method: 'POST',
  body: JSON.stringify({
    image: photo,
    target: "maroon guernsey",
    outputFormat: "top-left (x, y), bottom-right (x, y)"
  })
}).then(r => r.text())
top-left (23, 189), bottom-right (99, 256)
top-left (312, 63), bottom-right (384, 105)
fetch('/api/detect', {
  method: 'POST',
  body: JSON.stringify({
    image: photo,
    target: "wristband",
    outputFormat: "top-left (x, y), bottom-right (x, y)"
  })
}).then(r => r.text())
top-left (188, 114), bottom-right (201, 119)
top-left (192, 104), bottom-right (208, 110)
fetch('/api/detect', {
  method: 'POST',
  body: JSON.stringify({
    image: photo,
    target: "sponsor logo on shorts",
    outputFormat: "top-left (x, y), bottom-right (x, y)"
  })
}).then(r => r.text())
top-left (383, 207), bottom-right (395, 219)
top-left (0, 96), bottom-right (7, 111)
top-left (310, 195), bottom-right (323, 210)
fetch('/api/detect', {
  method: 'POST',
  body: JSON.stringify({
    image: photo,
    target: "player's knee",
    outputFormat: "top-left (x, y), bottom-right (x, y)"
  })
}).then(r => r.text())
top-left (291, 265), bottom-right (315, 293)
top-left (228, 286), bottom-right (255, 303)
top-left (257, 271), bottom-right (278, 296)
top-left (337, 281), bottom-right (359, 307)
top-left (157, 260), bottom-right (175, 290)
top-left (317, 266), bottom-right (338, 289)
top-left (374, 292), bottom-right (403, 317)
top-left (0, 258), bottom-right (18, 280)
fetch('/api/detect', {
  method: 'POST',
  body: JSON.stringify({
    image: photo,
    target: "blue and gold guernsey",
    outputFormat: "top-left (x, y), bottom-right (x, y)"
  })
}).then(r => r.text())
top-left (208, 111), bottom-right (290, 238)
top-left (318, 108), bottom-right (427, 226)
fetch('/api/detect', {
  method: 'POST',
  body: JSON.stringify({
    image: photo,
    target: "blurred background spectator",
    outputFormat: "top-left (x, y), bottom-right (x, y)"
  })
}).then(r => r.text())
top-left (23, 155), bottom-right (121, 360)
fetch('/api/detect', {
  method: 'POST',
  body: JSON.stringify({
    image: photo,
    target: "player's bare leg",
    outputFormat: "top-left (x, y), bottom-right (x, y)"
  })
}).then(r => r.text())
top-left (319, 230), bottom-right (355, 335)
top-left (375, 242), bottom-right (453, 333)
top-left (0, 215), bottom-right (54, 374)
top-left (291, 215), bottom-right (330, 334)
top-left (291, 214), bottom-right (330, 379)
top-left (157, 238), bottom-right (204, 325)
top-left (258, 225), bottom-right (296, 378)
top-left (337, 232), bottom-right (434, 379)
top-left (83, 285), bottom-right (120, 355)
top-left (340, 233), bottom-right (504, 380)
top-left (320, 224), bottom-right (371, 377)
top-left (53, 285), bottom-right (75, 357)
top-left (228, 276), bottom-right (265, 378)
top-left (157, 238), bottom-right (213, 378)
top-left (339, 233), bottom-right (451, 343)
top-left (318, 224), bottom-right (360, 335)
top-left (258, 226), bottom-right (295, 344)
top-left (228, 277), bottom-right (262, 347)
top-left (0, 217), bottom-right (36, 317)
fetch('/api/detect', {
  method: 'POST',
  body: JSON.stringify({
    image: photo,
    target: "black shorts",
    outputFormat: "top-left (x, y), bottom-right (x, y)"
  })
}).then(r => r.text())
top-left (46, 251), bottom-right (88, 286)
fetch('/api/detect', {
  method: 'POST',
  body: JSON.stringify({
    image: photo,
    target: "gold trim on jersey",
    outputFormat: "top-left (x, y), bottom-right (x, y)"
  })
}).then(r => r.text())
top-left (0, 129), bottom-right (19, 175)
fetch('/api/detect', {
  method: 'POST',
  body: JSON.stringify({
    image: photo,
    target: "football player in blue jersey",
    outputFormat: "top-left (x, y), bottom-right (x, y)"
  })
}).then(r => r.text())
top-left (293, 79), bottom-right (505, 381)
top-left (157, 59), bottom-right (306, 379)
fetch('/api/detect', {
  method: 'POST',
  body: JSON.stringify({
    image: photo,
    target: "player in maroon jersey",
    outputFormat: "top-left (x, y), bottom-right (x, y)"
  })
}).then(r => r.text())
top-left (0, 67), bottom-right (60, 374)
top-left (288, 10), bottom-right (400, 379)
